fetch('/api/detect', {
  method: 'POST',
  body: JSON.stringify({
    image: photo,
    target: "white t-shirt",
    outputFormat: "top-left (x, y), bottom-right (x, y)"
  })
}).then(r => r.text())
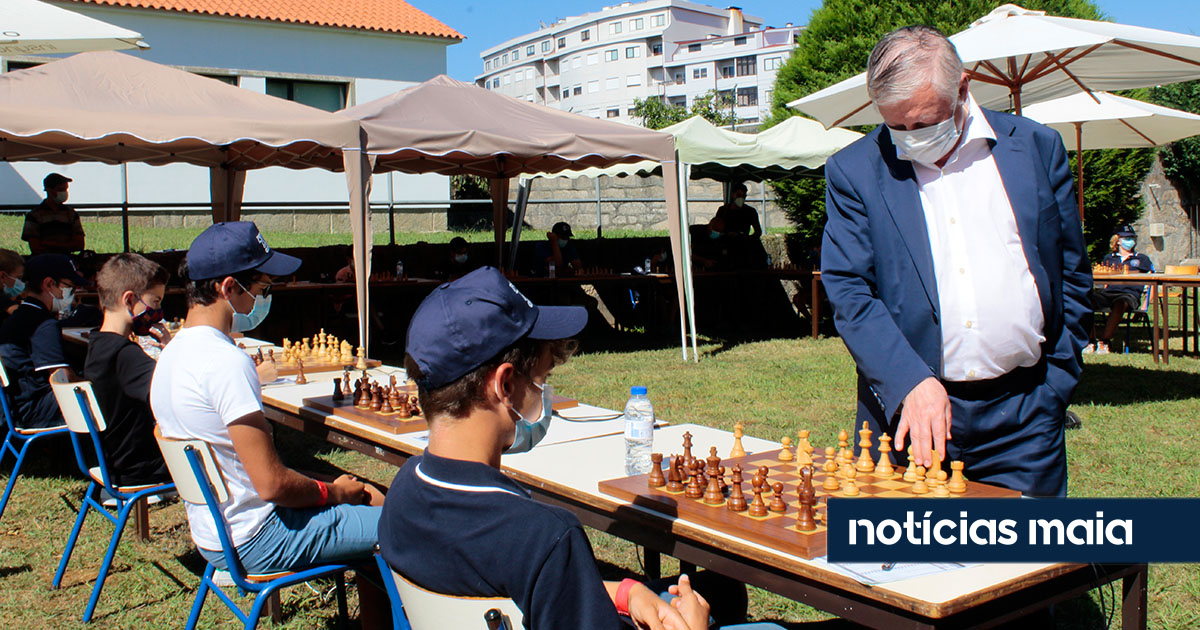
top-left (150, 325), bottom-right (273, 551)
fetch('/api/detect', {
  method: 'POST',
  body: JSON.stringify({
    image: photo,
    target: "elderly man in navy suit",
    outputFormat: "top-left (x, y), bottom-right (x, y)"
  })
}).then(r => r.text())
top-left (820, 26), bottom-right (1090, 497)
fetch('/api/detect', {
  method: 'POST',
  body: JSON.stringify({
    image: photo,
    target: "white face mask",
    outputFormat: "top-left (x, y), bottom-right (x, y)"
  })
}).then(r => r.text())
top-left (54, 191), bottom-right (68, 203)
top-left (52, 285), bottom-right (75, 315)
top-left (889, 106), bottom-right (962, 166)
top-left (733, 197), bottom-right (745, 207)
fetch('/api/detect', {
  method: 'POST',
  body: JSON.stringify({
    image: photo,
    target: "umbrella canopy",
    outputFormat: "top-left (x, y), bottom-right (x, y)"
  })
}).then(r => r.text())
top-left (0, 51), bottom-right (359, 170)
top-left (0, 0), bottom-right (147, 54)
top-left (340, 74), bottom-right (675, 177)
top-left (790, 3), bottom-right (1200, 128)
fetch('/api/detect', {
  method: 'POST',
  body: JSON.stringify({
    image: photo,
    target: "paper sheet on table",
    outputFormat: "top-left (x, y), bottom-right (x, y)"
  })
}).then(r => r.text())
top-left (811, 558), bottom-right (975, 585)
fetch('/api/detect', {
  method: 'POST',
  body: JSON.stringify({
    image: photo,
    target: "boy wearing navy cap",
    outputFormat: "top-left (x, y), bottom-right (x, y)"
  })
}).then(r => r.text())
top-left (380, 267), bottom-right (780, 630)
top-left (0, 254), bottom-right (86, 428)
top-left (151, 222), bottom-right (387, 626)
top-left (1088, 225), bottom-right (1155, 354)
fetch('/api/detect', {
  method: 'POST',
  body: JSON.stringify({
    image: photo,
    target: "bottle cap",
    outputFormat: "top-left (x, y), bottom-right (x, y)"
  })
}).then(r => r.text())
top-left (630, 386), bottom-right (647, 396)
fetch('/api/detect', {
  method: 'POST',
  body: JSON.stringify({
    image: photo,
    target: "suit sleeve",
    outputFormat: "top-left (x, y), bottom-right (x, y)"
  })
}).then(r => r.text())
top-left (1042, 136), bottom-right (1091, 404)
top-left (821, 157), bottom-right (935, 421)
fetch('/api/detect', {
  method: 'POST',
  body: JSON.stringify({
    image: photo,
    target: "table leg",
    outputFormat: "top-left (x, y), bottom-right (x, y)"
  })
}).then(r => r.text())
top-left (644, 548), bottom-right (661, 580)
top-left (1122, 565), bottom-right (1148, 630)
top-left (1184, 290), bottom-right (1191, 354)
top-left (1193, 287), bottom-right (1199, 356)
top-left (811, 273), bottom-right (820, 340)
top-left (1161, 286), bottom-right (1170, 365)
top-left (1151, 284), bottom-right (1161, 364)
top-left (135, 497), bottom-right (150, 542)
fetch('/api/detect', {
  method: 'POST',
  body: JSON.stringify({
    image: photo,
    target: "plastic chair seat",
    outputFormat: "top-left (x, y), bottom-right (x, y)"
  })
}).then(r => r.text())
top-left (86, 467), bottom-right (162, 493)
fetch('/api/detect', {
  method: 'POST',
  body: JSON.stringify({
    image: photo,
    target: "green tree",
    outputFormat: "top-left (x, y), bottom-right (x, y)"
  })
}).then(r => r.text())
top-left (764, 0), bottom-right (1152, 258)
top-left (632, 90), bottom-right (737, 130)
top-left (1150, 80), bottom-right (1200, 208)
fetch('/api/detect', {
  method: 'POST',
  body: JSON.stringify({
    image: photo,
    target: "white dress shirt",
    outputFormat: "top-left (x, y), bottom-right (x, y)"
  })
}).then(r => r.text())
top-left (913, 95), bottom-right (1045, 381)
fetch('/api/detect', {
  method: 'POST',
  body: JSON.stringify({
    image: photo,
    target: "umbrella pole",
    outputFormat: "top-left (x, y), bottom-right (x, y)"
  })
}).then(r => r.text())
top-left (1012, 86), bottom-right (1022, 116)
top-left (1075, 122), bottom-right (1085, 223)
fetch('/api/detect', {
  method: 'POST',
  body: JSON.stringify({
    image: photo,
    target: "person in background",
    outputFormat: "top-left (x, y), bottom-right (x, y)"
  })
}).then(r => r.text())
top-left (714, 183), bottom-right (762, 238)
top-left (1087, 225), bottom-right (1154, 355)
top-left (0, 249), bottom-right (25, 321)
top-left (0, 254), bottom-right (86, 428)
top-left (85, 253), bottom-right (172, 485)
top-left (442, 236), bottom-right (475, 279)
top-left (535, 221), bottom-right (582, 276)
top-left (23, 173), bottom-right (86, 256)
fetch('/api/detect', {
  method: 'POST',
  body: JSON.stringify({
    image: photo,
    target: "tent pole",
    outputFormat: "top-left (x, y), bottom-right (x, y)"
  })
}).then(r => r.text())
top-left (1075, 122), bottom-right (1085, 223)
top-left (388, 173), bottom-right (396, 246)
top-left (120, 163), bottom-right (130, 253)
top-left (681, 162), bottom-right (699, 362)
top-left (595, 177), bottom-right (603, 239)
top-left (490, 170), bottom-right (510, 268)
top-left (509, 178), bottom-right (531, 272)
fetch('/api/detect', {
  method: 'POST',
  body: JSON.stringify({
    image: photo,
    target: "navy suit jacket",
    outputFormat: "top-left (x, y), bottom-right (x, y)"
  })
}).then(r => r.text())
top-left (820, 108), bottom-right (1091, 431)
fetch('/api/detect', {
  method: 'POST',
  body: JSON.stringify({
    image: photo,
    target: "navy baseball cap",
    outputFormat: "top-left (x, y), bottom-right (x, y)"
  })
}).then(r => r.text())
top-left (186, 221), bottom-right (300, 281)
top-left (551, 222), bottom-right (574, 238)
top-left (1116, 225), bottom-right (1137, 237)
top-left (405, 266), bottom-right (587, 389)
top-left (25, 254), bottom-right (86, 288)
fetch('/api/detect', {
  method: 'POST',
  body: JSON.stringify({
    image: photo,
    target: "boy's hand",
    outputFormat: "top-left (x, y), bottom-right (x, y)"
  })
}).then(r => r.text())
top-left (626, 582), bottom-right (687, 630)
top-left (148, 322), bottom-right (171, 346)
top-left (329, 474), bottom-right (369, 505)
top-left (667, 574), bottom-right (711, 630)
top-left (255, 360), bottom-right (278, 385)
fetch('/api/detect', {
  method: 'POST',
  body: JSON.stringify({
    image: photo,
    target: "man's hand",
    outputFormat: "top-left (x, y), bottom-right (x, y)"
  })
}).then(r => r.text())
top-left (895, 376), bottom-right (951, 468)
top-left (328, 474), bottom-right (369, 505)
top-left (667, 574), bottom-right (711, 630)
top-left (626, 582), bottom-right (689, 630)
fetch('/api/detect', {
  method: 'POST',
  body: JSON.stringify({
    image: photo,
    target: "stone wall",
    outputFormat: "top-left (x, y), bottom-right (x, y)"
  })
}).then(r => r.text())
top-left (1134, 156), bottom-right (1200, 267)
top-left (76, 205), bottom-right (449, 234)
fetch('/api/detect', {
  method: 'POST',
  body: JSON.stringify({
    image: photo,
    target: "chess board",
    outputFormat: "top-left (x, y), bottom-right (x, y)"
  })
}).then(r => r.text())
top-left (274, 356), bottom-right (381, 377)
top-left (598, 448), bottom-right (1020, 560)
top-left (303, 391), bottom-right (580, 435)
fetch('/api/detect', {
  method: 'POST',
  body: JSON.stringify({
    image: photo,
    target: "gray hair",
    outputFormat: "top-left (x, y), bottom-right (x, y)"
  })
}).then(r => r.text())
top-left (866, 26), bottom-right (964, 106)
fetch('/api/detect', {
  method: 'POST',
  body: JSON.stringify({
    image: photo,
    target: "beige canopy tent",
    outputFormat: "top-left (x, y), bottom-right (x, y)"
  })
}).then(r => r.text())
top-left (0, 51), bottom-right (375, 353)
top-left (339, 75), bottom-right (694, 358)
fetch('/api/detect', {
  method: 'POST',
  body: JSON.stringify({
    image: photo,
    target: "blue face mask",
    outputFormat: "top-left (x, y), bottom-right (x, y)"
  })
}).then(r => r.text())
top-left (3, 277), bottom-right (23, 299)
top-left (505, 381), bottom-right (553, 454)
top-left (709, 230), bottom-right (722, 240)
top-left (231, 294), bottom-right (272, 333)
top-left (1120, 238), bottom-right (1136, 250)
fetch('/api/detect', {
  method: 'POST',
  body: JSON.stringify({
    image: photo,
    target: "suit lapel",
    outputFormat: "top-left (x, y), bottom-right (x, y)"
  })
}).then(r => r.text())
top-left (874, 131), bottom-right (939, 311)
top-left (985, 111), bottom-right (1052, 316)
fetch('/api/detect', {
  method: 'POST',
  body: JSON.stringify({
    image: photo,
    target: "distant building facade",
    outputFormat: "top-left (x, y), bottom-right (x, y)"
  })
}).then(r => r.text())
top-left (0, 0), bottom-right (462, 238)
top-left (476, 0), bottom-right (799, 128)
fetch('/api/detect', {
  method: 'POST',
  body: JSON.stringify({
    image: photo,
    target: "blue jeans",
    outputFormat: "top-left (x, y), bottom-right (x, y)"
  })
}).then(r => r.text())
top-left (645, 571), bottom-right (785, 630)
top-left (200, 504), bottom-right (382, 575)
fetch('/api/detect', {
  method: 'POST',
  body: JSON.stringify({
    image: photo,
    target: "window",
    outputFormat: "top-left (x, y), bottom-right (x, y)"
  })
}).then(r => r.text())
top-left (573, 85), bottom-right (582, 95)
top-left (502, 53), bottom-right (509, 64)
top-left (605, 49), bottom-right (618, 62)
top-left (763, 56), bottom-right (782, 71)
top-left (572, 56), bottom-right (582, 69)
top-left (631, 18), bottom-right (644, 30)
top-left (581, 29), bottom-right (590, 41)
top-left (503, 74), bottom-right (511, 85)
top-left (515, 71), bottom-right (523, 82)
top-left (513, 49), bottom-right (520, 60)
top-left (736, 87), bottom-right (757, 107)
top-left (543, 40), bottom-right (552, 52)
top-left (485, 60), bottom-right (492, 71)
top-left (692, 67), bottom-right (708, 79)
top-left (625, 46), bottom-right (640, 58)
top-left (652, 14), bottom-right (666, 27)
top-left (651, 43), bottom-right (663, 56)
top-left (626, 73), bottom-right (642, 86)
top-left (265, 78), bottom-right (346, 112)
top-left (527, 45), bottom-right (535, 56)
top-left (563, 89), bottom-right (570, 99)
top-left (606, 77), bottom-right (619, 90)
top-left (688, 43), bottom-right (701, 53)
top-left (628, 108), bottom-right (637, 116)
top-left (717, 89), bottom-right (733, 105)
top-left (673, 72), bottom-right (685, 84)
top-left (557, 37), bottom-right (566, 48)
top-left (610, 22), bottom-right (622, 35)
top-left (734, 36), bottom-right (747, 46)
top-left (764, 89), bottom-right (773, 104)
top-left (526, 68), bottom-right (534, 80)
top-left (719, 64), bottom-right (734, 79)
top-left (587, 53), bottom-right (598, 65)
top-left (587, 80), bottom-right (599, 93)
top-left (736, 56), bottom-right (756, 76)
top-left (5, 60), bottom-right (42, 72)
top-left (607, 108), bottom-right (620, 118)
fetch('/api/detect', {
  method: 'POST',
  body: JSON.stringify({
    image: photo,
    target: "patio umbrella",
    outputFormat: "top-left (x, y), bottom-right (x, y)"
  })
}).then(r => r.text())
top-left (0, 0), bottom-right (147, 54)
top-left (789, 3), bottom-right (1200, 128)
top-left (1023, 91), bottom-right (1200, 220)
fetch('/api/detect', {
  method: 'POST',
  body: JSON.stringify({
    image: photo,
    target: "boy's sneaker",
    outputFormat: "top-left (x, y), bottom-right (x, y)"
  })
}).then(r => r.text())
top-left (1095, 341), bottom-right (1110, 355)
top-left (1082, 343), bottom-right (1095, 354)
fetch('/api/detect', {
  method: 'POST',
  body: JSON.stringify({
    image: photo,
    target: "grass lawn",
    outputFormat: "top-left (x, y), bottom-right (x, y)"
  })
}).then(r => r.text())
top-left (0, 336), bottom-right (1196, 628)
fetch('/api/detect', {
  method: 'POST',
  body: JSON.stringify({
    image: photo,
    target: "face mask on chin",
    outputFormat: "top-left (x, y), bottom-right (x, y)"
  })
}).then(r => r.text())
top-left (231, 294), bottom-right (272, 333)
top-left (52, 285), bottom-right (75, 315)
top-left (888, 99), bottom-right (963, 166)
top-left (504, 380), bottom-right (554, 454)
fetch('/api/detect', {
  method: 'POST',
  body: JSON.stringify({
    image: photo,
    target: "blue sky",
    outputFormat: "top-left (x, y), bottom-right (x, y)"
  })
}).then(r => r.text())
top-left (407, 1), bottom-right (1200, 82)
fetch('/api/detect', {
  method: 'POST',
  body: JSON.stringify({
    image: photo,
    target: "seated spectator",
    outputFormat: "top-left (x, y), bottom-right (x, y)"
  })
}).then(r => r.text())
top-left (1088, 225), bottom-right (1154, 354)
top-left (151, 222), bottom-right (386, 626)
top-left (0, 248), bottom-right (25, 322)
top-left (691, 218), bottom-right (731, 271)
top-left (442, 236), bottom-right (476, 279)
top-left (533, 221), bottom-right (582, 276)
top-left (23, 173), bottom-right (86, 256)
top-left (85, 253), bottom-right (172, 485)
top-left (380, 267), bottom-right (782, 630)
top-left (713, 183), bottom-right (762, 238)
top-left (0, 254), bottom-right (85, 428)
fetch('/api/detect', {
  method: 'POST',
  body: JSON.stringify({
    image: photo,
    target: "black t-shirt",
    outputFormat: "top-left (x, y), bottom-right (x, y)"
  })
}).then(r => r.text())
top-left (379, 451), bottom-right (624, 630)
top-left (83, 331), bottom-right (170, 486)
top-left (714, 203), bottom-right (760, 236)
top-left (0, 299), bottom-right (68, 427)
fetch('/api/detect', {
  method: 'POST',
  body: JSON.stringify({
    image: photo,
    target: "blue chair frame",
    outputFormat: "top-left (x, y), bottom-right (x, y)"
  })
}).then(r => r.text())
top-left (0, 356), bottom-right (70, 523)
top-left (48, 371), bottom-right (175, 622)
top-left (155, 429), bottom-right (350, 630)
top-left (375, 554), bottom-right (414, 630)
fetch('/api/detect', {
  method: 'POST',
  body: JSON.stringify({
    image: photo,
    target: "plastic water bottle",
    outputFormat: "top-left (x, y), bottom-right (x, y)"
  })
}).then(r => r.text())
top-left (624, 386), bottom-right (654, 475)
top-left (395, 259), bottom-right (404, 279)
top-left (644, 257), bottom-right (652, 273)
top-left (548, 261), bottom-right (556, 278)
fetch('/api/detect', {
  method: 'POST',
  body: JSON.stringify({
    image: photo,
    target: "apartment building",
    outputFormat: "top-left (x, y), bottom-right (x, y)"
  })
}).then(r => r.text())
top-left (476, 1), bottom-right (799, 127)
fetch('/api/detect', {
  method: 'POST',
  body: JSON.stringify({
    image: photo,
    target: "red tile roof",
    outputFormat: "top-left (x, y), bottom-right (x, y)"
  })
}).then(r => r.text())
top-left (67, 0), bottom-right (463, 40)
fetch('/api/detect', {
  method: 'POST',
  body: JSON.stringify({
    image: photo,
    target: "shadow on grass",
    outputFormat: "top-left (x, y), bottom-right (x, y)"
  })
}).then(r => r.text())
top-left (0, 564), bottom-right (30, 579)
top-left (1075, 363), bottom-right (1200, 406)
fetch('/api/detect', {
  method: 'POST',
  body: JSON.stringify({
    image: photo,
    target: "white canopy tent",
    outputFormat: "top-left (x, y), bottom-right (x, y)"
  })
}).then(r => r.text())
top-left (789, 3), bottom-right (1200, 127)
top-left (0, 0), bottom-right (147, 54)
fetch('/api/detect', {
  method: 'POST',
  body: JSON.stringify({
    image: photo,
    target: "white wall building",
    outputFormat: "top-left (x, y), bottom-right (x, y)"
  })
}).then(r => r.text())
top-left (0, 0), bottom-right (462, 237)
top-left (476, 1), bottom-right (798, 127)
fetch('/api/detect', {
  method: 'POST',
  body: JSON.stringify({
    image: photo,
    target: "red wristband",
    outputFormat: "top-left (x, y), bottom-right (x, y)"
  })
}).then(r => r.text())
top-left (614, 578), bottom-right (638, 617)
top-left (315, 480), bottom-right (328, 507)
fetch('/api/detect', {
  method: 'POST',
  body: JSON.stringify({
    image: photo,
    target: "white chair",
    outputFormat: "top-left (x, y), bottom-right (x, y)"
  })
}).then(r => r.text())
top-left (154, 427), bottom-right (350, 630)
top-left (374, 555), bottom-right (524, 630)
